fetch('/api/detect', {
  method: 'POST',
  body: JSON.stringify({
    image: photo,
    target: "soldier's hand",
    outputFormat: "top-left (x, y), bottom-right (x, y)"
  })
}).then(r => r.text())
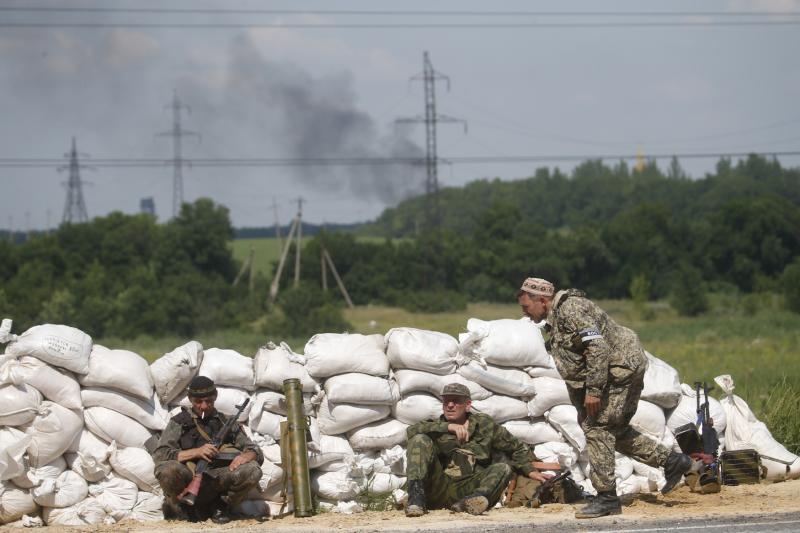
top-left (229, 450), bottom-right (257, 471)
top-left (528, 471), bottom-right (554, 483)
top-left (584, 395), bottom-right (601, 417)
top-left (195, 443), bottom-right (219, 462)
top-left (448, 420), bottom-right (469, 443)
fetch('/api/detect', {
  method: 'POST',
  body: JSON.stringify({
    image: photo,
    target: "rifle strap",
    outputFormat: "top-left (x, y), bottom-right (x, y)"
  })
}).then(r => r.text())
top-left (193, 417), bottom-right (213, 443)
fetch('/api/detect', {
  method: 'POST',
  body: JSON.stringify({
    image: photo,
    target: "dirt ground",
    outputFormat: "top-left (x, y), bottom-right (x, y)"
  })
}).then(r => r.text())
top-left (11, 479), bottom-right (797, 532)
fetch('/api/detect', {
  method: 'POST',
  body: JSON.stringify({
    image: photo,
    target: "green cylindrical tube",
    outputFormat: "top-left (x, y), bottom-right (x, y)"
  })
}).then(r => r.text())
top-left (283, 378), bottom-right (314, 517)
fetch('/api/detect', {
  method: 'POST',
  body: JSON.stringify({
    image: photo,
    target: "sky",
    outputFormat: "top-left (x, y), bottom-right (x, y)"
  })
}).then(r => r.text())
top-left (1, 0), bottom-right (799, 230)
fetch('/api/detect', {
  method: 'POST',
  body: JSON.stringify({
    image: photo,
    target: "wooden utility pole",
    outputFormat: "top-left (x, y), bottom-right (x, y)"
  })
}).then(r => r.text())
top-left (322, 247), bottom-right (354, 308)
top-left (233, 246), bottom-right (254, 289)
top-left (269, 217), bottom-right (298, 303)
top-left (293, 197), bottom-right (304, 288)
top-left (321, 250), bottom-right (328, 291)
top-left (272, 196), bottom-right (282, 250)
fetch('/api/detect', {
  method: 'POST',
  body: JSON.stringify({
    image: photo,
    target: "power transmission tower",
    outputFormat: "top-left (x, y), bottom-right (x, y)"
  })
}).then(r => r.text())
top-left (60, 136), bottom-right (92, 224)
top-left (396, 51), bottom-right (466, 230)
top-left (158, 90), bottom-right (199, 218)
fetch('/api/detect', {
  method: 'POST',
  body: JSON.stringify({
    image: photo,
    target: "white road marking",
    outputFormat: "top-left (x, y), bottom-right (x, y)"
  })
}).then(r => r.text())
top-left (620, 518), bottom-right (800, 532)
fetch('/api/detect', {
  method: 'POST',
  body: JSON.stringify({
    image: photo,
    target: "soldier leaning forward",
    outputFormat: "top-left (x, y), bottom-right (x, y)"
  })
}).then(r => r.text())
top-left (405, 383), bottom-right (553, 517)
top-left (151, 376), bottom-right (263, 524)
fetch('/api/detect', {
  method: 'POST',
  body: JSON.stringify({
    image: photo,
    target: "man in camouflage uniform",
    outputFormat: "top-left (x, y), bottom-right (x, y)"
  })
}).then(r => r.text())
top-left (152, 376), bottom-right (263, 524)
top-left (404, 383), bottom-right (551, 517)
top-left (517, 277), bottom-right (692, 518)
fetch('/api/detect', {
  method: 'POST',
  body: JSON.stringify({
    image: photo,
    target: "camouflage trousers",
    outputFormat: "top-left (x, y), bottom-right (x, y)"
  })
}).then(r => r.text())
top-left (569, 368), bottom-right (671, 492)
top-left (154, 460), bottom-right (261, 511)
top-left (406, 434), bottom-right (514, 510)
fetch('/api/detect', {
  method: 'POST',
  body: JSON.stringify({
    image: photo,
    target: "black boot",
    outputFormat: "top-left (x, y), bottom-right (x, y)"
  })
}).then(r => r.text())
top-left (662, 452), bottom-right (692, 494)
top-left (211, 506), bottom-right (231, 525)
top-left (405, 479), bottom-right (427, 517)
top-left (162, 499), bottom-right (197, 522)
top-left (574, 490), bottom-right (621, 519)
top-left (451, 493), bottom-right (490, 515)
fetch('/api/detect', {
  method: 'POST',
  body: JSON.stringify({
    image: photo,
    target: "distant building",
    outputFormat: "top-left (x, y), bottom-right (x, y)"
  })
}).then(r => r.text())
top-left (140, 197), bottom-right (156, 217)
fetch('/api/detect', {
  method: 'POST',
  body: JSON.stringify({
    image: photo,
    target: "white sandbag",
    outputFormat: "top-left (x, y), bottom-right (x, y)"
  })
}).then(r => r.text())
top-left (324, 373), bottom-right (400, 405)
top-left (253, 342), bottom-right (319, 393)
top-left (11, 456), bottom-right (66, 489)
top-left (440, 373), bottom-right (493, 401)
top-left (0, 383), bottom-right (42, 426)
top-left (0, 428), bottom-right (31, 481)
top-left (459, 317), bottom-right (550, 367)
top-left (615, 453), bottom-right (635, 481)
top-left (108, 441), bottom-right (159, 493)
top-left (254, 460), bottom-right (284, 492)
top-left (503, 419), bottom-right (564, 445)
top-left (308, 435), bottom-right (355, 470)
top-left (311, 471), bottom-right (361, 501)
top-left (304, 333), bottom-right (389, 378)
top-left (81, 388), bottom-right (169, 431)
top-left (392, 393), bottom-right (442, 425)
top-left (0, 481), bottom-right (39, 525)
top-left (641, 352), bottom-right (682, 409)
top-left (65, 429), bottom-right (112, 482)
top-left (250, 410), bottom-right (285, 440)
top-left (178, 386), bottom-right (252, 422)
top-left (31, 470), bottom-right (88, 508)
top-left (251, 390), bottom-right (315, 416)
top-left (715, 374), bottom-right (800, 480)
top-left (471, 395), bottom-right (529, 423)
top-left (617, 473), bottom-right (651, 495)
top-left (385, 328), bottom-right (461, 375)
top-left (630, 400), bottom-right (667, 440)
top-left (666, 383), bottom-right (727, 435)
top-left (316, 396), bottom-right (390, 436)
top-left (64, 453), bottom-right (111, 484)
top-left (347, 419), bottom-right (408, 451)
top-left (457, 362), bottom-right (536, 398)
top-left (366, 473), bottom-right (405, 494)
top-left (199, 347), bottom-right (255, 390)
top-left (0, 321), bottom-right (91, 375)
top-left (42, 496), bottom-right (108, 526)
top-left (527, 376), bottom-right (571, 417)
top-left (88, 473), bottom-right (138, 522)
top-left (533, 441), bottom-right (578, 468)
top-left (393, 369), bottom-right (441, 397)
top-left (79, 345), bottom-right (153, 400)
top-left (25, 402), bottom-right (83, 467)
top-left (83, 407), bottom-right (153, 449)
top-left (126, 491), bottom-right (163, 522)
top-left (632, 459), bottom-right (666, 492)
top-left (0, 356), bottom-right (82, 409)
top-left (150, 340), bottom-right (203, 404)
top-left (525, 354), bottom-right (562, 379)
top-left (546, 404), bottom-right (587, 451)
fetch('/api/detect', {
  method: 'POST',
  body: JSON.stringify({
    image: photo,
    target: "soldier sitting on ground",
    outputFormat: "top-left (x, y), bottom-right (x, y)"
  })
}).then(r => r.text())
top-left (405, 382), bottom-right (552, 516)
top-left (151, 376), bottom-right (263, 524)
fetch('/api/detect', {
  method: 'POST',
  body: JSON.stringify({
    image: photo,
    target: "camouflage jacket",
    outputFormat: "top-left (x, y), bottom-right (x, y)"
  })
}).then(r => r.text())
top-left (151, 408), bottom-right (263, 468)
top-left (545, 289), bottom-right (646, 397)
top-left (407, 412), bottom-right (535, 477)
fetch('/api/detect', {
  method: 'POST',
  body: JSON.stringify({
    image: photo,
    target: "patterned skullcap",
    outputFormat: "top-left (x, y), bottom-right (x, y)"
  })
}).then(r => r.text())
top-left (519, 277), bottom-right (555, 297)
top-left (441, 382), bottom-right (471, 399)
top-left (187, 376), bottom-right (217, 398)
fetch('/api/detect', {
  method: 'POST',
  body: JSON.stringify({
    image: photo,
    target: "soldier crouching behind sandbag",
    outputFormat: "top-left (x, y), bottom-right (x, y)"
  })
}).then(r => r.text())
top-left (151, 376), bottom-right (263, 524)
top-left (404, 383), bottom-right (553, 517)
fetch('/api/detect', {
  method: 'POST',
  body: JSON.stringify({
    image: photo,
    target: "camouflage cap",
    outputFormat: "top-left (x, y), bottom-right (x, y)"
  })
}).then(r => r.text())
top-left (441, 382), bottom-right (471, 399)
top-left (187, 375), bottom-right (217, 398)
top-left (519, 277), bottom-right (555, 298)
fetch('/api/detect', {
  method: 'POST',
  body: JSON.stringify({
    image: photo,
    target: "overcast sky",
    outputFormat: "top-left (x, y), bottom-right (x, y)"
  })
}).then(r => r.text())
top-left (2, 0), bottom-right (799, 229)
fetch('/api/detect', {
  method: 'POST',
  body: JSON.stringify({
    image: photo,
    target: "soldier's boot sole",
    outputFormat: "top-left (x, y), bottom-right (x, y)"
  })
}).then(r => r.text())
top-left (574, 502), bottom-right (622, 519)
top-left (451, 495), bottom-right (489, 515)
top-left (662, 453), bottom-right (693, 494)
top-left (405, 504), bottom-right (426, 517)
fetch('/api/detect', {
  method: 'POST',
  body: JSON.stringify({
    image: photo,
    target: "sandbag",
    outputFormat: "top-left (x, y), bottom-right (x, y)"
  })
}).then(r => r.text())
top-left (311, 471), bottom-right (361, 501)
top-left (0, 356), bottom-right (82, 409)
top-left (125, 491), bottom-right (163, 522)
top-left (0, 428), bottom-right (31, 481)
top-left (533, 441), bottom-right (578, 468)
top-left (0, 320), bottom-right (91, 375)
top-left (308, 435), bottom-right (355, 470)
top-left (366, 472), bottom-right (405, 494)
top-left (199, 347), bottom-right (255, 390)
top-left (0, 383), bottom-right (43, 426)
top-left (527, 376), bottom-right (571, 417)
top-left (108, 441), bottom-right (160, 493)
top-left (394, 369), bottom-right (492, 401)
top-left (249, 410), bottom-right (285, 440)
top-left (0, 481), bottom-right (39, 525)
top-left (715, 374), bottom-right (800, 480)
top-left (11, 456), bottom-right (66, 489)
top-left (251, 389), bottom-right (315, 417)
top-left (31, 470), bottom-right (88, 508)
top-left (347, 419), bottom-right (408, 451)
top-left (83, 406), bottom-right (153, 449)
top-left (546, 404), bottom-right (586, 451)
top-left (641, 352), bottom-right (682, 409)
top-left (459, 317), bottom-right (549, 367)
top-left (316, 396), bottom-right (390, 436)
top-left (304, 333), bottom-right (389, 378)
top-left (25, 402), bottom-right (83, 467)
top-left (254, 459), bottom-right (284, 492)
top-left (503, 419), bottom-right (564, 445)
top-left (150, 340), bottom-right (203, 404)
top-left (385, 328), bottom-right (461, 375)
top-left (525, 354), bottom-right (562, 379)
top-left (81, 388), bottom-right (169, 431)
top-left (64, 453), bottom-right (111, 484)
top-left (253, 342), bottom-right (319, 393)
top-left (88, 473), bottom-right (138, 522)
top-left (631, 459), bottom-right (666, 492)
top-left (392, 393), bottom-right (442, 425)
top-left (178, 386), bottom-right (252, 422)
top-left (42, 496), bottom-right (108, 526)
top-left (666, 383), bottom-right (727, 435)
top-left (78, 345), bottom-right (153, 400)
top-left (65, 430), bottom-right (112, 482)
top-left (457, 362), bottom-right (536, 398)
top-left (324, 373), bottom-right (400, 405)
top-left (630, 400), bottom-right (667, 440)
top-left (471, 395), bottom-right (529, 423)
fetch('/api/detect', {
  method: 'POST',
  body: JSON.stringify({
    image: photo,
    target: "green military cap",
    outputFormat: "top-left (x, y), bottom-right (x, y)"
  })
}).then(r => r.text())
top-left (441, 382), bottom-right (471, 399)
top-left (187, 375), bottom-right (217, 398)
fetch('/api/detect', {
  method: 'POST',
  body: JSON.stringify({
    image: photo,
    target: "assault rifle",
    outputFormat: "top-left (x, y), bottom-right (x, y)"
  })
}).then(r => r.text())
top-left (693, 381), bottom-right (721, 493)
top-left (528, 469), bottom-right (572, 508)
top-left (177, 398), bottom-right (251, 506)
